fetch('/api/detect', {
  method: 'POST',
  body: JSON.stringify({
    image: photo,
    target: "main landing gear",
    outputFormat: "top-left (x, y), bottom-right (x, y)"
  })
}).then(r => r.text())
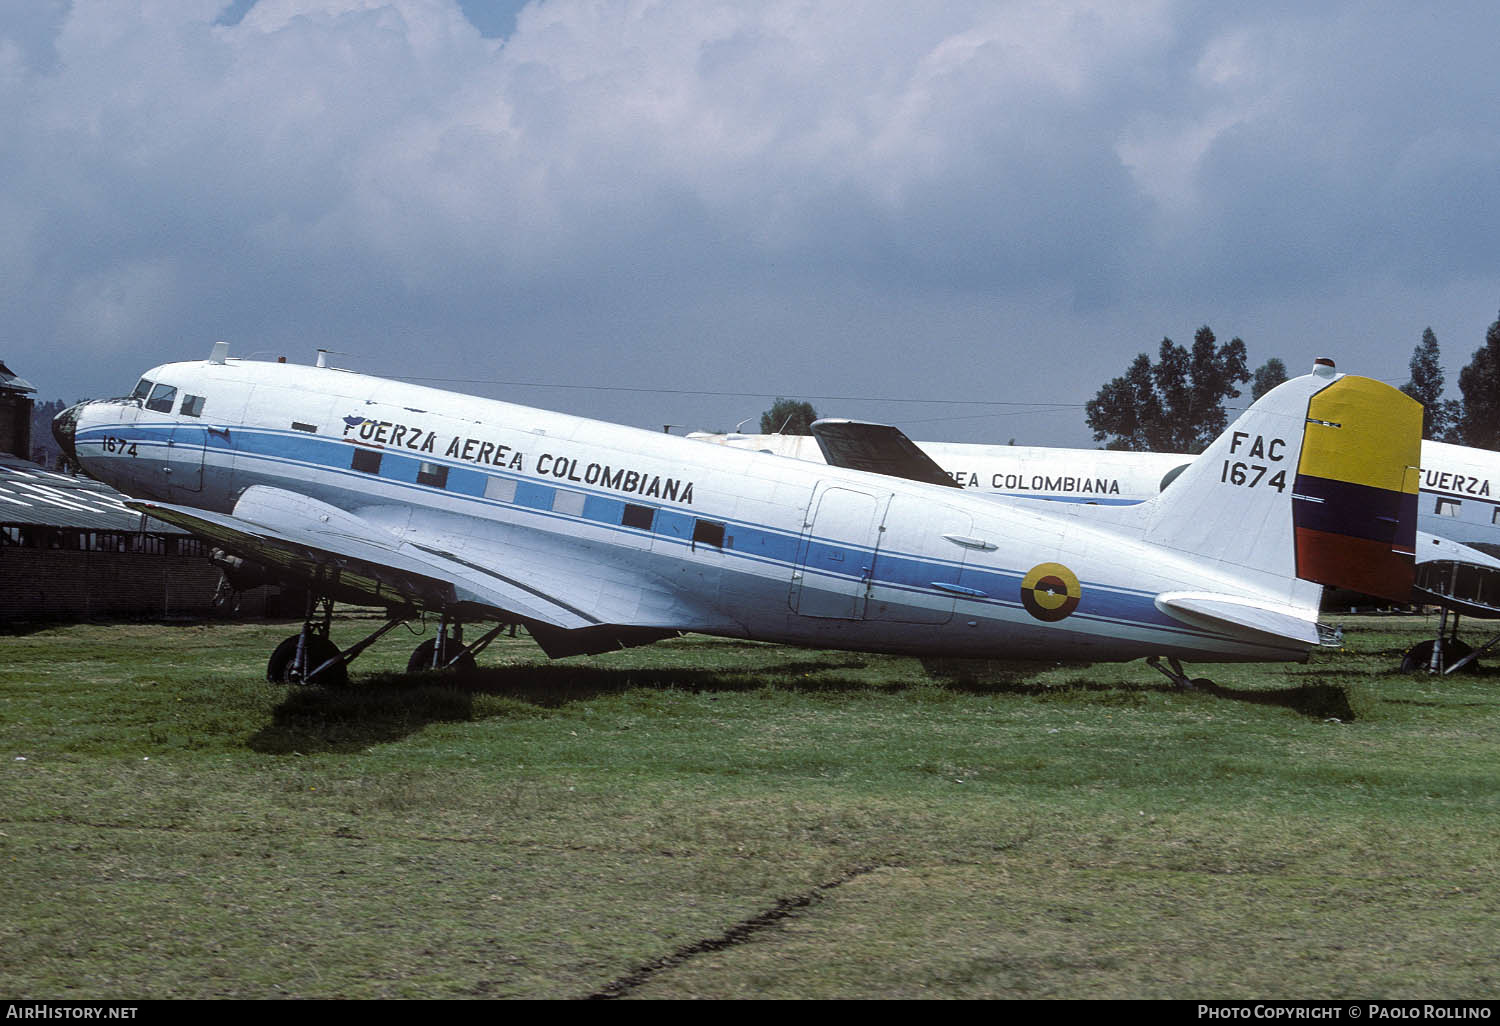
top-left (1399, 607), bottom-right (1494, 675)
top-left (267, 596), bottom-right (351, 686)
top-left (266, 597), bottom-right (512, 686)
top-left (1146, 655), bottom-right (1213, 690)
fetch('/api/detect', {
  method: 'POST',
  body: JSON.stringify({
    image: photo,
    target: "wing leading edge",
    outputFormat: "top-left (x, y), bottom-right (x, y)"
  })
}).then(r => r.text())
top-left (129, 491), bottom-right (600, 629)
top-left (131, 490), bottom-right (696, 657)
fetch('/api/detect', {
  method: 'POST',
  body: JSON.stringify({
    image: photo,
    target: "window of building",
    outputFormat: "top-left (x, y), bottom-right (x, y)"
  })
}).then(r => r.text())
top-left (1436, 498), bottom-right (1461, 517)
top-left (182, 394), bottom-right (206, 417)
top-left (174, 537), bottom-right (210, 557)
top-left (622, 504), bottom-right (655, 530)
top-left (417, 462), bottom-right (449, 488)
top-left (692, 519), bottom-right (726, 549)
top-left (131, 533), bottom-right (165, 555)
top-left (351, 448), bottom-right (382, 475)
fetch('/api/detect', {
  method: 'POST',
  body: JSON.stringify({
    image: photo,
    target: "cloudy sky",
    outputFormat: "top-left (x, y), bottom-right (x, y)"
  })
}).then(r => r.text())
top-left (4, 0), bottom-right (1497, 445)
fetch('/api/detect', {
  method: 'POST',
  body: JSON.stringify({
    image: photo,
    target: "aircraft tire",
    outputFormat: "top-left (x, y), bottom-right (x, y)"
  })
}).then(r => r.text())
top-left (406, 639), bottom-right (478, 675)
top-left (1399, 639), bottom-right (1478, 674)
top-left (267, 634), bottom-right (349, 687)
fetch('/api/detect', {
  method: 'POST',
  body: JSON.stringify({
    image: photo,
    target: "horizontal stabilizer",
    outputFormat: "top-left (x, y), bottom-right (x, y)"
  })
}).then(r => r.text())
top-left (810, 419), bottom-right (961, 488)
top-left (1154, 591), bottom-right (1322, 650)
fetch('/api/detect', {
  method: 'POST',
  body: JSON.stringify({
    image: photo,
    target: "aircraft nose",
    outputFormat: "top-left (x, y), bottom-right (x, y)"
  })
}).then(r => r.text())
top-left (51, 401), bottom-right (86, 467)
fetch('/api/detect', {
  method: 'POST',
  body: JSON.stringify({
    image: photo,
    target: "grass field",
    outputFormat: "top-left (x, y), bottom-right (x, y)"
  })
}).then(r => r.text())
top-left (2, 611), bottom-right (1497, 999)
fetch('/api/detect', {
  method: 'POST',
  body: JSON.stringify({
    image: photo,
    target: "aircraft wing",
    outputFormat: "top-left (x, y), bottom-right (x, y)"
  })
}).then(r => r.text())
top-left (129, 491), bottom-right (609, 632)
top-left (810, 419), bottom-right (961, 488)
top-left (1412, 531), bottom-right (1500, 619)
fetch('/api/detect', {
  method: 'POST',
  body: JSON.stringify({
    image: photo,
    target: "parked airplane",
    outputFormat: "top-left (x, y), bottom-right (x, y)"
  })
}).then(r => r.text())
top-left (693, 416), bottom-right (1500, 673)
top-left (53, 345), bottom-right (1419, 688)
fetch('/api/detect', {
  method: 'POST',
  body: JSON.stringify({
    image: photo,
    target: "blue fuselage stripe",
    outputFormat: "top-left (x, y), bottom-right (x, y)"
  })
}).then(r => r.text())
top-left (78, 421), bottom-right (1210, 642)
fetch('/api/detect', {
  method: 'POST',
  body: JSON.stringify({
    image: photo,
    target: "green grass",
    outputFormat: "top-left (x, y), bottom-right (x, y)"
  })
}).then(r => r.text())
top-left (1, 612), bottom-right (1497, 998)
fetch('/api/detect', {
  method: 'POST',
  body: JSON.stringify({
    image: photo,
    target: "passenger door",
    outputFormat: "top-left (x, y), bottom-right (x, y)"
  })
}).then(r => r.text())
top-left (789, 483), bottom-right (889, 619)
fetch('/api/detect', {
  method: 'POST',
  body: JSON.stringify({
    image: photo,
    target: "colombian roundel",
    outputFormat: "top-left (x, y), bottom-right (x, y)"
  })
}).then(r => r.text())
top-left (1020, 562), bottom-right (1081, 623)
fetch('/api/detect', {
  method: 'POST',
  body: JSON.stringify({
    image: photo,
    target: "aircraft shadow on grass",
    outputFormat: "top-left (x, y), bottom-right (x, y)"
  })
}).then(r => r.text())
top-left (246, 655), bottom-right (1373, 754)
top-left (924, 663), bottom-right (1368, 722)
top-left (247, 656), bottom-right (876, 753)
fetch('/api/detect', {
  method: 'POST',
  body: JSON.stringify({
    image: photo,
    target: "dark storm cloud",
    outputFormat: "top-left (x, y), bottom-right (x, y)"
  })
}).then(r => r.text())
top-left (2, 1), bottom-right (1495, 443)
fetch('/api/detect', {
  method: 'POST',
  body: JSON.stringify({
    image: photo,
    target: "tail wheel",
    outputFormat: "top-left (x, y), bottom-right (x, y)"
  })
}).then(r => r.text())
top-left (267, 634), bottom-right (349, 687)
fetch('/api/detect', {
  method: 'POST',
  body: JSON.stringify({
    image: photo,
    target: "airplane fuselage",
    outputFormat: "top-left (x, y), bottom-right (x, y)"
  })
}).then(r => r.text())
top-left (695, 434), bottom-right (1500, 557)
top-left (57, 355), bottom-right (1371, 666)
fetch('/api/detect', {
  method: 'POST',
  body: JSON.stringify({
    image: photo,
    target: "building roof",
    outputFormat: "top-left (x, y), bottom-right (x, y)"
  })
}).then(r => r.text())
top-left (0, 361), bottom-right (37, 394)
top-left (0, 455), bottom-right (191, 534)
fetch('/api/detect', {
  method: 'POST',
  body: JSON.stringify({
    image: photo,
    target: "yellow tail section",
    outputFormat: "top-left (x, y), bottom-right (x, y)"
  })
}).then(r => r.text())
top-left (1292, 376), bottom-right (1421, 602)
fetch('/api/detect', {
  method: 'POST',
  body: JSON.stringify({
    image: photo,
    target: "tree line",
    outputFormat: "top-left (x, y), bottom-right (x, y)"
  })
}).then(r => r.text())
top-left (1083, 312), bottom-right (1500, 453)
top-left (759, 309), bottom-right (1500, 456)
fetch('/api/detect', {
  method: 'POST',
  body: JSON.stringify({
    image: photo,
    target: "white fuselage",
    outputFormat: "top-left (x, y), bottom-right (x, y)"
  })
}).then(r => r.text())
top-left (692, 433), bottom-right (1500, 555)
top-left (63, 357), bottom-right (1332, 664)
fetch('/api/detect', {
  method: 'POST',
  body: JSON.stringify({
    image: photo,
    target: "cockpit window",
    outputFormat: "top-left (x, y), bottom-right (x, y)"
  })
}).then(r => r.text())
top-left (181, 394), bottom-right (205, 417)
top-left (131, 378), bottom-right (154, 401)
top-left (145, 383), bottom-right (177, 413)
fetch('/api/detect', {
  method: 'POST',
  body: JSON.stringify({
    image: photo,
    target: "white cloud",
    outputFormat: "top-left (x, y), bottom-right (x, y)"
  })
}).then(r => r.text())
top-left (3, 1), bottom-right (1497, 441)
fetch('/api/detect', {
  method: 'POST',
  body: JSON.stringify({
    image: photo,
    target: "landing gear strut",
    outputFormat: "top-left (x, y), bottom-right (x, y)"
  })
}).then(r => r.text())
top-left (265, 597), bottom-right (513, 686)
top-left (267, 595), bottom-right (348, 686)
top-left (1146, 655), bottom-right (1213, 690)
top-left (1400, 607), bottom-right (1493, 674)
top-left (406, 615), bottom-right (512, 674)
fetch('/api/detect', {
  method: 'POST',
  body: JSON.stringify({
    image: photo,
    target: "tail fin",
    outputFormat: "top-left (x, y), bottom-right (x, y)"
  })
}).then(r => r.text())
top-left (1140, 361), bottom-right (1421, 603)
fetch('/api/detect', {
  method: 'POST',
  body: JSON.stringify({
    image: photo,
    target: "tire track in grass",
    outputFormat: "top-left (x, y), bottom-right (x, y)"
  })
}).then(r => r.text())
top-left (586, 863), bottom-right (887, 1000)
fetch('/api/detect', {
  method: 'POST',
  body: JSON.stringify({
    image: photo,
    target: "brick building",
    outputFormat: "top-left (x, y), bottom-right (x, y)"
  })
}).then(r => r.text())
top-left (0, 360), bottom-right (36, 464)
top-left (0, 454), bottom-right (232, 619)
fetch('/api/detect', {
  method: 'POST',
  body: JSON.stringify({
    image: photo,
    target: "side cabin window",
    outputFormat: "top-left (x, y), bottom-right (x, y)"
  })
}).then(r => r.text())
top-left (484, 476), bottom-right (517, 503)
top-left (351, 448), bottom-right (382, 475)
top-left (622, 504), bottom-right (655, 530)
top-left (1436, 498), bottom-right (1462, 517)
top-left (145, 383), bottom-right (177, 413)
top-left (552, 489), bottom-right (585, 516)
top-left (131, 378), bottom-right (154, 402)
top-left (416, 462), bottom-right (448, 488)
top-left (181, 394), bottom-right (206, 417)
top-left (692, 519), bottom-right (727, 549)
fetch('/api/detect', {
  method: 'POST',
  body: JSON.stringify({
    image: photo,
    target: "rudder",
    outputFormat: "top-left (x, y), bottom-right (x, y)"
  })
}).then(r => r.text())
top-left (1291, 375), bottom-right (1421, 602)
top-left (1138, 361), bottom-right (1420, 604)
